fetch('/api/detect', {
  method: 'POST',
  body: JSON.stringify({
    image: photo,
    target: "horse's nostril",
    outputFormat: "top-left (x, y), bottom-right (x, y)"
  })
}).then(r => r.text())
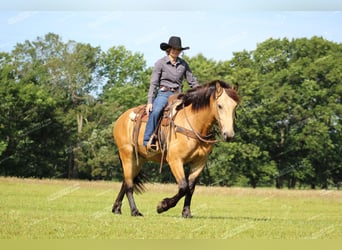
top-left (223, 132), bottom-right (234, 141)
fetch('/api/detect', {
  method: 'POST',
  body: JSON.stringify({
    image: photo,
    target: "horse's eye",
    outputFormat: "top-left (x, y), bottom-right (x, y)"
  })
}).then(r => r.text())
top-left (218, 104), bottom-right (222, 109)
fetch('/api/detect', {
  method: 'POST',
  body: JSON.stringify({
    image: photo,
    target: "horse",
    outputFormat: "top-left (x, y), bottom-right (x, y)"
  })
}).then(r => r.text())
top-left (112, 80), bottom-right (240, 218)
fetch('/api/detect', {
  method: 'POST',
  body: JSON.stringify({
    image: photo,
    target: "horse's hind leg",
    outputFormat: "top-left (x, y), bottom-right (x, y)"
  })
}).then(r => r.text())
top-left (112, 180), bottom-right (143, 216)
top-left (113, 151), bottom-right (144, 216)
top-left (112, 182), bottom-right (125, 214)
top-left (125, 183), bottom-right (143, 216)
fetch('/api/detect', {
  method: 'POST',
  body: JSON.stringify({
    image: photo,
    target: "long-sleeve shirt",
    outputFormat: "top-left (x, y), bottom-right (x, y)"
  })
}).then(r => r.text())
top-left (147, 56), bottom-right (199, 104)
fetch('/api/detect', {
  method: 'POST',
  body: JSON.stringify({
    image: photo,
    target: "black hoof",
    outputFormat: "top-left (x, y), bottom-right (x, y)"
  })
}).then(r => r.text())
top-left (112, 202), bottom-right (122, 214)
top-left (182, 207), bottom-right (192, 218)
top-left (131, 210), bottom-right (143, 216)
top-left (112, 209), bottom-right (122, 214)
top-left (157, 198), bottom-right (171, 214)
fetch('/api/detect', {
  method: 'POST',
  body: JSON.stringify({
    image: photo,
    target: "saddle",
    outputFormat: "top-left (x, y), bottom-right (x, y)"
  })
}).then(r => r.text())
top-left (129, 93), bottom-right (183, 161)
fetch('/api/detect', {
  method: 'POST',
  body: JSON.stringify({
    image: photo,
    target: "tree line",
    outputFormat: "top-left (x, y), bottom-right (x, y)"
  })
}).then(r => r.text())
top-left (0, 33), bottom-right (341, 189)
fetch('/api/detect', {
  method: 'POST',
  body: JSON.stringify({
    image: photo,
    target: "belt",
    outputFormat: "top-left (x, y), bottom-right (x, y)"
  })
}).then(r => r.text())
top-left (160, 85), bottom-right (179, 92)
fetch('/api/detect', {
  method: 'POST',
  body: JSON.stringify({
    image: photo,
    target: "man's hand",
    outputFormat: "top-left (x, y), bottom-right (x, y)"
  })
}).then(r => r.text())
top-left (146, 103), bottom-right (153, 116)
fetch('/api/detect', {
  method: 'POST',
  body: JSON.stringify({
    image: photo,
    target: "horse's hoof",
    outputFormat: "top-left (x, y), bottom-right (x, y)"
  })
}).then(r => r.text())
top-left (182, 207), bottom-right (192, 218)
top-left (157, 199), bottom-right (168, 214)
top-left (157, 204), bottom-right (164, 214)
top-left (112, 209), bottom-right (122, 215)
top-left (112, 203), bottom-right (122, 214)
top-left (131, 210), bottom-right (143, 216)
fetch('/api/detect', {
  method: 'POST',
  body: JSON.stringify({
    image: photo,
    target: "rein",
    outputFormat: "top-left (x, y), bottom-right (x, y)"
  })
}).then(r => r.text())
top-left (175, 87), bottom-right (228, 144)
top-left (178, 103), bottom-right (218, 144)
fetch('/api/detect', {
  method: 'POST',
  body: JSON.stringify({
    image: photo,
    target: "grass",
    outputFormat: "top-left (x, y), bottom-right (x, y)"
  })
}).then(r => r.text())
top-left (0, 177), bottom-right (341, 239)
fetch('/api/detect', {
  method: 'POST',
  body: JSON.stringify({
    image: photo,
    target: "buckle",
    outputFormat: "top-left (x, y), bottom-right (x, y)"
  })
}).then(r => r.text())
top-left (160, 86), bottom-right (169, 92)
top-left (160, 86), bottom-right (178, 92)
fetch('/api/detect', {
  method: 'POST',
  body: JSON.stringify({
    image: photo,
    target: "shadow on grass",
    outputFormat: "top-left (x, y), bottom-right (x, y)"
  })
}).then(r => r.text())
top-left (160, 214), bottom-right (272, 221)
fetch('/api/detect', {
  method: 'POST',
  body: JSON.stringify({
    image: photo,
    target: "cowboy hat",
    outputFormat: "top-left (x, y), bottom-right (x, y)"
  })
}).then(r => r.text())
top-left (160, 36), bottom-right (190, 51)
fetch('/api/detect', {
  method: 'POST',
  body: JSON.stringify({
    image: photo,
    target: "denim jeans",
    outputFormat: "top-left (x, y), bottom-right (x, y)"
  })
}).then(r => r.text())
top-left (143, 90), bottom-right (174, 146)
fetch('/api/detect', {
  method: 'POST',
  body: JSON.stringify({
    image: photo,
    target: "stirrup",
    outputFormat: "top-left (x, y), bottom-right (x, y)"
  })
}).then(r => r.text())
top-left (146, 143), bottom-right (158, 152)
top-left (146, 135), bottom-right (159, 152)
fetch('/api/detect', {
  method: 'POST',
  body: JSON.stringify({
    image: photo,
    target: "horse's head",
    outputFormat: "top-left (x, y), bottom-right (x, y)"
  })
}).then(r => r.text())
top-left (214, 81), bottom-right (240, 141)
top-left (180, 80), bottom-right (240, 142)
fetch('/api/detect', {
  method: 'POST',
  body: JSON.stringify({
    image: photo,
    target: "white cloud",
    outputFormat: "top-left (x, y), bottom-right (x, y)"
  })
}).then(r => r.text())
top-left (217, 32), bottom-right (248, 49)
top-left (87, 12), bottom-right (123, 29)
top-left (7, 11), bottom-right (38, 25)
top-left (135, 26), bottom-right (169, 46)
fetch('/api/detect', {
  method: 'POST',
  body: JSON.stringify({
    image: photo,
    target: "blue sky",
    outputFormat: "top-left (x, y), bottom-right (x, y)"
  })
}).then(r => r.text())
top-left (1, 1), bottom-right (341, 67)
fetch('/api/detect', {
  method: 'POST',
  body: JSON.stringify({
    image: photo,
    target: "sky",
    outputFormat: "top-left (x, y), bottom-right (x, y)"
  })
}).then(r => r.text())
top-left (0, 1), bottom-right (341, 67)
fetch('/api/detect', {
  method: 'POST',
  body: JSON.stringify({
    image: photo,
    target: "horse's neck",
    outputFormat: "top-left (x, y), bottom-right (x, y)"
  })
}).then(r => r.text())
top-left (181, 105), bottom-right (215, 135)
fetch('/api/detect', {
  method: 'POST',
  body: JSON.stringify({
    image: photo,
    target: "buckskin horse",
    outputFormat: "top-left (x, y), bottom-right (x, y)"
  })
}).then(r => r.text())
top-left (112, 80), bottom-right (240, 218)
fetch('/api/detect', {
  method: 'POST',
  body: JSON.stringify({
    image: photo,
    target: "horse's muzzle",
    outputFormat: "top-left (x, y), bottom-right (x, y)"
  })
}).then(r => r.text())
top-left (222, 131), bottom-right (235, 142)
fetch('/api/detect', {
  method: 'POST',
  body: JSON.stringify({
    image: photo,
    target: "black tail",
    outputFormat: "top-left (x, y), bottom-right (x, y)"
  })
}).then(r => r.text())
top-left (133, 171), bottom-right (148, 194)
top-left (117, 152), bottom-right (148, 195)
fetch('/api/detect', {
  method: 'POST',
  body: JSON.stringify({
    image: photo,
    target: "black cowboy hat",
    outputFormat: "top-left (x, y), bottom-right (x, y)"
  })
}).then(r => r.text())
top-left (160, 36), bottom-right (190, 51)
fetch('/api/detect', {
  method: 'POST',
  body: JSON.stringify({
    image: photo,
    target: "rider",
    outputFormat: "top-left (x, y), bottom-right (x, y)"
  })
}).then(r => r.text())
top-left (143, 36), bottom-right (199, 151)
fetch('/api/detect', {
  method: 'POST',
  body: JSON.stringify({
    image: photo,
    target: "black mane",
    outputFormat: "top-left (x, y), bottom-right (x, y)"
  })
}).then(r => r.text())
top-left (178, 80), bottom-right (238, 111)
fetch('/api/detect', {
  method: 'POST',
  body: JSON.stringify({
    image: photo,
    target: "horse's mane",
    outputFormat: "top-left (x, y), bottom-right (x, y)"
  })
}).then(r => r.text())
top-left (178, 80), bottom-right (240, 111)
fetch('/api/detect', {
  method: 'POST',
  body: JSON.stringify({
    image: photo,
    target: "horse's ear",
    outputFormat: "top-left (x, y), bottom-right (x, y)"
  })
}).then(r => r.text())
top-left (233, 82), bottom-right (239, 92)
top-left (215, 81), bottom-right (223, 97)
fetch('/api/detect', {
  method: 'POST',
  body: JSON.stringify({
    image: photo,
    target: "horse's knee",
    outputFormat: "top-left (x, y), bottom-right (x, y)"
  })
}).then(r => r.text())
top-left (178, 179), bottom-right (188, 195)
top-left (188, 179), bottom-right (197, 193)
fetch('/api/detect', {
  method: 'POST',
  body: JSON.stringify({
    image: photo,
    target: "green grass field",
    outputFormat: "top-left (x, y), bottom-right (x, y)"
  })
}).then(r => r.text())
top-left (0, 177), bottom-right (341, 239)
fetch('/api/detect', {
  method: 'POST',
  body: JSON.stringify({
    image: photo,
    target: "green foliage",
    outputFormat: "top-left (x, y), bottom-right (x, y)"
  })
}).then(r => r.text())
top-left (98, 45), bottom-right (148, 88)
top-left (0, 34), bottom-right (341, 188)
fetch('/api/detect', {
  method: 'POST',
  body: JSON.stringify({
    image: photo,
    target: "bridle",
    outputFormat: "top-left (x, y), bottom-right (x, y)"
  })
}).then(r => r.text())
top-left (178, 88), bottom-right (229, 144)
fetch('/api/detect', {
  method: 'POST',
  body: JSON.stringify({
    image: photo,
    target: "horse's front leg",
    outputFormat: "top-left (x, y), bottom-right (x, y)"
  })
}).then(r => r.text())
top-left (157, 178), bottom-right (188, 214)
top-left (182, 179), bottom-right (197, 218)
top-left (182, 161), bottom-right (206, 218)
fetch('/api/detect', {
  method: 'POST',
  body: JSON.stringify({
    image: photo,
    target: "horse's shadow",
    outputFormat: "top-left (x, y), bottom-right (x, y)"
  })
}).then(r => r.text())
top-left (162, 214), bottom-right (272, 221)
top-left (195, 216), bottom-right (272, 221)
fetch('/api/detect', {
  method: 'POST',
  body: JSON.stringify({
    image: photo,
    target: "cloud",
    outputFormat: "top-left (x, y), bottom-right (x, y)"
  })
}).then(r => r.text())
top-left (87, 13), bottom-right (123, 29)
top-left (217, 32), bottom-right (248, 49)
top-left (7, 11), bottom-right (38, 25)
top-left (0, 42), bottom-right (11, 49)
top-left (135, 26), bottom-right (169, 46)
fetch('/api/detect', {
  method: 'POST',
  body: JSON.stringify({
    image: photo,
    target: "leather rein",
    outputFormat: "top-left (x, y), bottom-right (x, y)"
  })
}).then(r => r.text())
top-left (174, 89), bottom-right (226, 144)
top-left (174, 105), bottom-right (218, 144)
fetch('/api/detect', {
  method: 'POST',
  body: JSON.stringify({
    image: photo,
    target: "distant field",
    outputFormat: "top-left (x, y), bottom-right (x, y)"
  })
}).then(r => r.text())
top-left (0, 177), bottom-right (341, 239)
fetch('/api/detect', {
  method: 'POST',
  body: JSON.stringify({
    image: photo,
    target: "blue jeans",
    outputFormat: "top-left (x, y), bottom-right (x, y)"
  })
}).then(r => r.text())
top-left (143, 90), bottom-right (174, 146)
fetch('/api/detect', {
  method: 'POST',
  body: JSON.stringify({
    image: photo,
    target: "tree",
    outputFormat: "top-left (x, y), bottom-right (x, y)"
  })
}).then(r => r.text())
top-left (248, 37), bottom-right (342, 188)
top-left (1, 33), bottom-right (101, 178)
top-left (183, 53), bottom-right (218, 85)
top-left (0, 51), bottom-right (63, 177)
top-left (98, 46), bottom-right (150, 108)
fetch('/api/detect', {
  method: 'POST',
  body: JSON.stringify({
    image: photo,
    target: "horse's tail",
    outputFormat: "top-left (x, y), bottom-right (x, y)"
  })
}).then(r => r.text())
top-left (117, 152), bottom-right (147, 194)
top-left (133, 171), bottom-right (148, 194)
